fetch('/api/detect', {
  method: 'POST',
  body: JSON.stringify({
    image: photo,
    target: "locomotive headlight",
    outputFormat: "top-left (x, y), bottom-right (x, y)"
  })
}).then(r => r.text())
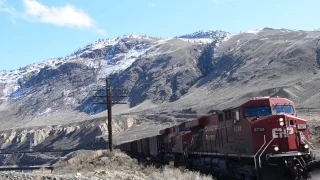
top-left (279, 118), bottom-right (284, 122)
top-left (274, 146), bottom-right (279, 151)
top-left (304, 144), bottom-right (309, 149)
top-left (279, 122), bottom-right (285, 126)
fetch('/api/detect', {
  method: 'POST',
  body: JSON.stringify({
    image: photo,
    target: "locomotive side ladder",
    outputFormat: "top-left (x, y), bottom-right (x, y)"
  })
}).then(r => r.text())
top-left (253, 135), bottom-right (275, 180)
top-left (253, 135), bottom-right (266, 180)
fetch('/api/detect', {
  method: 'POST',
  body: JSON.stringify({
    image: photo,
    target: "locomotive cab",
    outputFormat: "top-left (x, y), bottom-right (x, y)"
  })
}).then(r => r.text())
top-left (242, 97), bottom-right (310, 155)
top-left (240, 97), bottom-right (316, 179)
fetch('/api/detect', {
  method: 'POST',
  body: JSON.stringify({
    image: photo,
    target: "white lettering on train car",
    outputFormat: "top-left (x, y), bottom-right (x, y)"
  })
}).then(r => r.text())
top-left (233, 125), bottom-right (242, 132)
top-left (272, 127), bottom-right (294, 138)
top-left (272, 128), bottom-right (288, 138)
top-left (204, 125), bottom-right (218, 132)
top-left (205, 135), bottom-right (216, 140)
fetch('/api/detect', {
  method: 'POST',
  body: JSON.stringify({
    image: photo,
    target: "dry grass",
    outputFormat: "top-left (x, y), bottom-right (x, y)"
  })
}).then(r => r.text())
top-left (53, 150), bottom-right (215, 180)
top-left (148, 166), bottom-right (215, 180)
top-left (54, 149), bottom-right (140, 173)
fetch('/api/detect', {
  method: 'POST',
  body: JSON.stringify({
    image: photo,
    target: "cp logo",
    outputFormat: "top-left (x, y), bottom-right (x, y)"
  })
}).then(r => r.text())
top-left (272, 128), bottom-right (288, 138)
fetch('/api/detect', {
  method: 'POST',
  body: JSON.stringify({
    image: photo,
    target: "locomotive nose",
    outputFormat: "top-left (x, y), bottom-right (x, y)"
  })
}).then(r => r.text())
top-left (268, 115), bottom-right (310, 153)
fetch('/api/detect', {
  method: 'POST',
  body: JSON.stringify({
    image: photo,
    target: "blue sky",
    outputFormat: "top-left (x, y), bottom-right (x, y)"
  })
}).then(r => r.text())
top-left (0, 0), bottom-right (319, 70)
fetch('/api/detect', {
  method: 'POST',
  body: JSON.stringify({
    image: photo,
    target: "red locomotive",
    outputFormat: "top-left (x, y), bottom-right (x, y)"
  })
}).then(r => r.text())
top-left (118, 97), bottom-right (319, 180)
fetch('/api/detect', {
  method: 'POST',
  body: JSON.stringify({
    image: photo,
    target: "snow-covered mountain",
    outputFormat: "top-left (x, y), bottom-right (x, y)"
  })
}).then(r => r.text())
top-left (0, 35), bottom-right (158, 101)
top-left (0, 31), bottom-right (229, 102)
top-left (1, 28), bottom-right (320, 132)
top-left (0, 32), bottom-right (222, 129)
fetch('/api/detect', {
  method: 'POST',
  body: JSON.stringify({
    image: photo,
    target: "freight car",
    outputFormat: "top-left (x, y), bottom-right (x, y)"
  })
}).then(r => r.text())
top-left (118, 97), bottom-right (320, 180)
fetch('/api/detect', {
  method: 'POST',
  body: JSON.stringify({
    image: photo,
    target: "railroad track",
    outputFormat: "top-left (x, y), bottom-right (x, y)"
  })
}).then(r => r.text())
top-left (0, 147), bottom-right (106, 155)
top-left (0, 148), bottom-right (106, 174)
top-left (0, 166), bottom-right (54, 173)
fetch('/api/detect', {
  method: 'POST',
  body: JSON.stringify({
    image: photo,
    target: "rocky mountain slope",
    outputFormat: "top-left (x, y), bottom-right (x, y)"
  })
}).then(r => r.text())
top-left (0, 32), bottom-right (227, 128)
top-left (0, 28), bottom-right (320, 149)
top-left (113, 28), bottom-right (320, 142)
top-left (147, 28), bottom-right (320, 113)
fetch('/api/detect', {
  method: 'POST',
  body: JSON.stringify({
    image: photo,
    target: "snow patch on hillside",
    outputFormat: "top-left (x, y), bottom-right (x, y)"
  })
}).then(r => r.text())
top-left (178, 38), bottom-right (214, 44)
top-left (222, 33), bottom-right (236, 42)
top-left (246, 29), bottom-right (263, 34)
top-left (91, 39), bottom-right (118, 50)
top-left (0, 58), bottom-right (65, 99)
top-left (123, 34), bottom-right (150, 40)
top-left (37, 108), bottom-right (52, 116)
top-left (101, 44), bottom-right (149, 78)
top-left (179, 30), bottom-right (229, 40)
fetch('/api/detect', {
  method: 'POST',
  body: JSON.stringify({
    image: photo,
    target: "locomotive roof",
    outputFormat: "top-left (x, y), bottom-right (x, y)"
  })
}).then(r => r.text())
top-left (241, 97), bottom-right (295, 108)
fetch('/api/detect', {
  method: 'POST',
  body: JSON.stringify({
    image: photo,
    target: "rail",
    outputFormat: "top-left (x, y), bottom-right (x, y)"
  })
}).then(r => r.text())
top-left (0, 166), bottom-right (54, 173)
top-left (0, 147), bottom-right (106, 155)
top-left (0, 150), bottom-right (73, 155)
top-left (0, 148), bottom-right (108, 175)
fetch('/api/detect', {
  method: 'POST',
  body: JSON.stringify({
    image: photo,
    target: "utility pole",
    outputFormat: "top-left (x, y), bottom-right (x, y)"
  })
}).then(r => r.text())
top-left (106, 78), bottom-right (112, 151)
top-left (93, 77), bottom-right (128, 151)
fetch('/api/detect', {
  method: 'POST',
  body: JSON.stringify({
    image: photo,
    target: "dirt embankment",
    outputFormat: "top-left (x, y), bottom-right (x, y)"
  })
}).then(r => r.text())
top-left (51, 149), bottom-right (214, 180)
top-left (0, 150), bottom-right (215, 180)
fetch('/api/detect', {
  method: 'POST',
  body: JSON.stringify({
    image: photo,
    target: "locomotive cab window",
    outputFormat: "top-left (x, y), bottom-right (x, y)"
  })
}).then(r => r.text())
top-left (244, 106), bottom-right (271, 117)
top-left (272, 105), bottom-right (294, 115)
top-left (289, 120), bottom-right (294, 126)
top-left (179, 126), bottom-right (190, 132)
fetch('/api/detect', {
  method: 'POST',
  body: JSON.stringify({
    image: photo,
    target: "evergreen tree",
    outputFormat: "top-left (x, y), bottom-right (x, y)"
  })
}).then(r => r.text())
top-left (197, 41), bottom-right (217, 76)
